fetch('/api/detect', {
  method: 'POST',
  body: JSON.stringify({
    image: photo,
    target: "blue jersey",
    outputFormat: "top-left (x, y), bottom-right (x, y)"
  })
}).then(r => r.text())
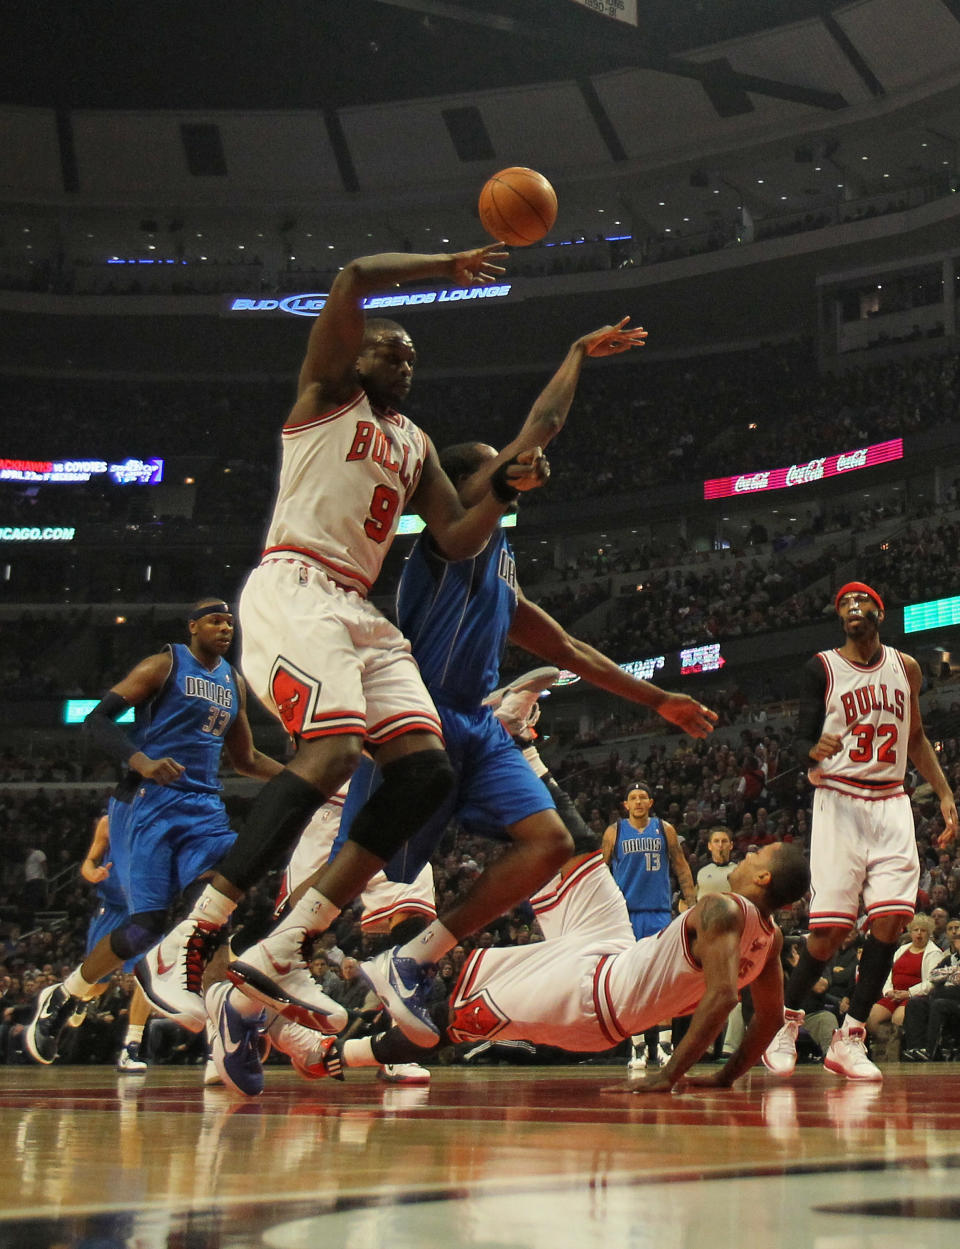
top-left (609, 815), bottom-right (671, 917)
top-left (122, 643), bottom-right (238, 795)
top-left (397, 527), bottom-right (518, 710)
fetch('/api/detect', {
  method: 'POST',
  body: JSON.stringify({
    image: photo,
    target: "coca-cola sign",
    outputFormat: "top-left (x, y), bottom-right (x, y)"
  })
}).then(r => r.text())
top-left (704, 438), bottom-right (903, 501)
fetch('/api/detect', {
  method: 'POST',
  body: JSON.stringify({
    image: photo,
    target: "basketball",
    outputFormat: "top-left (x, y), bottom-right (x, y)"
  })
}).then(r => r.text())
top-left (478, 167), bottom-right (558, 247)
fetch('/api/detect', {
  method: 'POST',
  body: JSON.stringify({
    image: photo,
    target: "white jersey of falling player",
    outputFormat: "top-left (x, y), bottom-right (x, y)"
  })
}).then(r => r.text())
top-left (809, 645), bottom-right (911, 799)
top-left (263, 390), bottom-right (428, 597)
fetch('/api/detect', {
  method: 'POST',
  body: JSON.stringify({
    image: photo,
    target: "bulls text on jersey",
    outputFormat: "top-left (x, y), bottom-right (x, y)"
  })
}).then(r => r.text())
top-left (345, 420), bottom-right (422, 491)
top-left (839, 682), bottom-right (906, 724)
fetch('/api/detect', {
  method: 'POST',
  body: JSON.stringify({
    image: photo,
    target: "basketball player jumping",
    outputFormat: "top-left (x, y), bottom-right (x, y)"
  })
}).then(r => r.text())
top-left (763, 581), bottom-right (957, 1081)
top-left (136, 245), bottom-right (553, 1082)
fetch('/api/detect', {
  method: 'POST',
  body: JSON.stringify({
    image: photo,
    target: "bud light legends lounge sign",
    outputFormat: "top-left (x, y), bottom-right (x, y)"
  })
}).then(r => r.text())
top-left (702, 438), bottom-right (903, 501)
top-left (225, 285), bottom-right (515, 317)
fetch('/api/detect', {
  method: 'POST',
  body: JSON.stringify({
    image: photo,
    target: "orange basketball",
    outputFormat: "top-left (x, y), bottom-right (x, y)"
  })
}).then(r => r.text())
top-left (478, 167), bottom-right (558, 247)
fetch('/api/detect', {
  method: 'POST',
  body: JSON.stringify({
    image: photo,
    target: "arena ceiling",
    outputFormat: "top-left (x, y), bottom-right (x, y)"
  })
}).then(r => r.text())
top-left (1, 1), bottom-right (859, 110)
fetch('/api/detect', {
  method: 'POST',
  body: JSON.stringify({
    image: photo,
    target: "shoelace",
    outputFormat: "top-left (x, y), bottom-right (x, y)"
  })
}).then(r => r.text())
top-left (184, 924), bottom-right (218, 993)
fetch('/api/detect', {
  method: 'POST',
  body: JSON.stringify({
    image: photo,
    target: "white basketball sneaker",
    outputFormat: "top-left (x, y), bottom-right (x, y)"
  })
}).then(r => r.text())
top-left (823, 1025), bottom-right (882, 1081)
top-left (762, 1007), bottom-right (805, 1076)
top-left (627, 1042), bottom-right (646, 1072)
top-left (228, 926), bottom-right (348, 1034)
top-left (377, 1063), bottom-right (431, 1085)
top-left (136, 917), bottom-right (220, 1033)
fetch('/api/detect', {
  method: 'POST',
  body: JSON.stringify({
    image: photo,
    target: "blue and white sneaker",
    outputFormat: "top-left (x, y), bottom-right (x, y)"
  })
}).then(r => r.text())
top-left (359, 948), bottom-right (439, 1048)
top-left (116, 1041), bottom-right (148, 1074)
top-left (206, 981), bottom-right (266, 1097)
top-left (24, 983), bottom-right (80, 1065)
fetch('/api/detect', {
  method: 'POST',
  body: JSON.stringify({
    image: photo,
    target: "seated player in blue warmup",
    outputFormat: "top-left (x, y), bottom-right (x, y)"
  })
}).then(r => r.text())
top-left (24, 598), bottom-right (282, 1065)
top-left (341, 326), bottom-right (718, 1051)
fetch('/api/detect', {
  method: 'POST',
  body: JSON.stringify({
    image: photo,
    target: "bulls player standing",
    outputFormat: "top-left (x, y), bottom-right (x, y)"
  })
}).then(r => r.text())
top-left (764, 580), bottom-right (957, 1081)
top-left (136, 245), bottom-right (552, 1094)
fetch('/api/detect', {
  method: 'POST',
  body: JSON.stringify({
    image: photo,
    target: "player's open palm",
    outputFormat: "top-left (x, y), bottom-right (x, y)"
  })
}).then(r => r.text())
top-left (583, 317), bottom-right (648, 357)
top-left (451, 244), bottom-right (508, 285)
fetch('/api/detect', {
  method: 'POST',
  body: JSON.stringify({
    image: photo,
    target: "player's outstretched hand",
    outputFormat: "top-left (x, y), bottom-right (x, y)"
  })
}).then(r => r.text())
top-left (450, 244), bottom-right (508, 285)
top-left (657, 692), bottom-right (718, 739)
top-left (602, 1070), bottom-right (675, 1096)
top-left (677, 1070), bottom-right (735, 1091)
top-left (505, 446), bottom-right (550, 493)
top-left (138, 755), bottom-right (187, 785)
top-left (581, 317), bottom-right (648, 357)
top-left (936, 794), bottom-right (958, 847)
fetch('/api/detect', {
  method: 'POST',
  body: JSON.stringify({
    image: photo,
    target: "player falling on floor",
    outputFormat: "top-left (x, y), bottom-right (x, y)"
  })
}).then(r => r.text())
top-left (763, 581), bottom-right (957, 1081)
top-left (311, 842), bottom-right (809, 1091)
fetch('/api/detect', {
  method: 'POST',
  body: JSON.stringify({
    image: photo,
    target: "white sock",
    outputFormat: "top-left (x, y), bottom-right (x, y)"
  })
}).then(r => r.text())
top-left (229, 985), bottom-right (267, 1021)
top-left (64, 967), bottom-right (100, 1000)
top-left (124, 1023), bottom-right (145, 1046)
top-left (398, 921), bottom-right (457, 966)
top-left (189, 885), bottom-right (236, 929)
top-left (272, 888), bottom-right (340, 938)
top-left (342, 1037), bottom-right (377, 1068)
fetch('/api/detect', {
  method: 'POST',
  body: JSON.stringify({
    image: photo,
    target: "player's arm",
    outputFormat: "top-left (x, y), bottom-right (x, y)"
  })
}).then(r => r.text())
top-left (83, 653), bottom-right (186, 785)
top-left (664, 821), bottom-right (697, 911)
top-left (902, 652), bottom-right (958, 846)
top-left (629, 896), bottom-right (744, 1093)
top-left (686, 929), bottom-right (786, 1089)
top-left (457, 320), bottom-right (647, 506)
top-left (507, 592), bottom-right (716, 739)
top-left (295, 245), bottom-right (507, 404)
top-left (80, 814), bottom-right (112, 884)
top-left (798, 655), bottom-right (840, 763)
top-left (412, 436), bottom-right (548, 562)
top-left (222, 675), bottom-right (285, 782)
top-left (601, 823), bottom-right (618, 866)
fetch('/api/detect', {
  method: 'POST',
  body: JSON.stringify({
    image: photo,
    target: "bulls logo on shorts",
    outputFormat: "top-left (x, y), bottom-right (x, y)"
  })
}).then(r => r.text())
top-left (270, 659), bottom-right (321, 737)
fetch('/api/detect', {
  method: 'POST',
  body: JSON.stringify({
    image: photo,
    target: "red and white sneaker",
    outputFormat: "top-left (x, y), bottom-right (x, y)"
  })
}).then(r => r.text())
top-left (227, 927), bottom-right (347, 1034)
top-left (762, 1008), bottom-right (805, 1076)
top-left (136, 918), bottom-right (220, 1033)
top-left (377, 1063), bottom-right (431, 1085)
top-left (266, 1015), bottom-right (344, 1081)
top-left (823, 1025), bottom-right (882, 1081)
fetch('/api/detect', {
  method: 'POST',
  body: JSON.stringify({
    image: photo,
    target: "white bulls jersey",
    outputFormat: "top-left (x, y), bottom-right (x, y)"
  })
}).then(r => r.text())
top-left (809, 645), bottom-right (911, 799)
top-left (262, 390), bottom-right (428, 596)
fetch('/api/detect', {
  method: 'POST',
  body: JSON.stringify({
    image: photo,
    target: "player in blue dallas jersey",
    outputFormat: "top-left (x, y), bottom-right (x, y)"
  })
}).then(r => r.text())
top-left (334, 323), bottom-right (718, 1058)
top-left (25, 598), bottom-right (283, 1066)
top-left (603, 783), bottom-right (697, 1071)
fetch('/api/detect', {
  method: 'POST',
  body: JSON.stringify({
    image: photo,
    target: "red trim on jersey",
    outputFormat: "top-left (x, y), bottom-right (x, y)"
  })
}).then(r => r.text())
top-left (809, 910), bottom-right (858, 929)
top-left (360, 899), bottom-right (437, 931)
top-left (452, 949), bottom-right (485, 1008)
top-left (260, 545), bottom-right (372, 595)
top-left (817, 650), bottom-right (833, 705)
top-left (593, 955), bottom-right (627, 1046)
top-left (830, 645), bottom-right (888, 674)
top-left (283, 389), bottom-right (365, 434)
top-left (531, 852), bottom-right (603, 916)
top-left (816, 780), bottom-right (905, 800)
top-left (865, 898), bottom-right (916, 918)
top-left (367, 709), bottom-right (443, 741)
top-left (299, 723), bottom-right (365, 741)
top-left (678, 911), bottom-right (699, 970)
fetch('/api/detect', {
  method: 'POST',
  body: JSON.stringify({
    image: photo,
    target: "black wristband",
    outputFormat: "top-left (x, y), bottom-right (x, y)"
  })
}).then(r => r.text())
top-left (490, 460), bottom-right (520, 504)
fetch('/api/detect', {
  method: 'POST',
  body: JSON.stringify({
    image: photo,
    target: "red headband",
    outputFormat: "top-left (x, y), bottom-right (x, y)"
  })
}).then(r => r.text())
top-left (834, 581), bottom-right (884, 613)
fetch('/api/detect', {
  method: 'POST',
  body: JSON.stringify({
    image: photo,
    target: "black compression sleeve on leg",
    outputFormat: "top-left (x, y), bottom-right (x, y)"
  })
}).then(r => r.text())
top-left (848, 935), bottom-right (898, 1022)
top-left (216, 769), bottom-right (324, 893)
top-left (371, 1025), bottom-right (436, 1066)
top-left (347, 749), bottom-right (455, 861)
top-left (783, 945), bottom-right (829, 1012)
top-left (543, 775), bottom-right (593, 852)
top-left (109, 911), bottom-right (167, 961)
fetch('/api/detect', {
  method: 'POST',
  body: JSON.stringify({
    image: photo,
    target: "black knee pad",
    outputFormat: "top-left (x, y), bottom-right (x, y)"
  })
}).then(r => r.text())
top-left (109, 910), bottom-right (167, 961)
top-left (348, 749), bottom-right (455, 861)
top-left (217, 769), bottom-right (325, 892)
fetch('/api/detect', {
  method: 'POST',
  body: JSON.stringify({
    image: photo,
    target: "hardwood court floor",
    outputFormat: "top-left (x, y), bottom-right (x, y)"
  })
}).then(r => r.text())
top-left (2, 1061), bottom-right (959, 1247)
